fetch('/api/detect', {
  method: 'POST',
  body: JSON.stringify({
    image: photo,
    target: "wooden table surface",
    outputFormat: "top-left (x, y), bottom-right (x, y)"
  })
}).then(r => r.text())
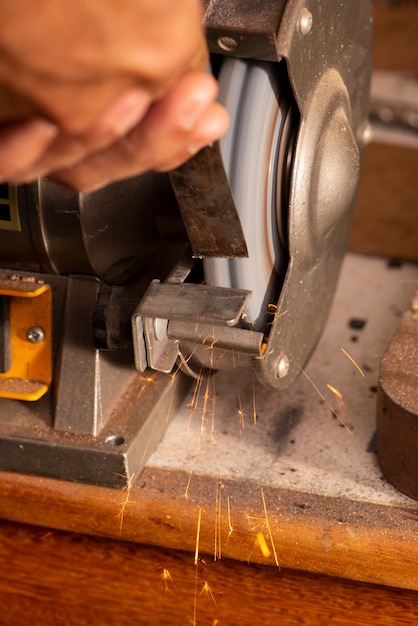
top-left (1, 3), bottom-right (418, 625)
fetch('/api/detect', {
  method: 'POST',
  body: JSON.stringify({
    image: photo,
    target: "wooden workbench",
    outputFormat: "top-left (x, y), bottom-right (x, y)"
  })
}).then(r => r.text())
top-left (0, 3), bottom-right (418, 625)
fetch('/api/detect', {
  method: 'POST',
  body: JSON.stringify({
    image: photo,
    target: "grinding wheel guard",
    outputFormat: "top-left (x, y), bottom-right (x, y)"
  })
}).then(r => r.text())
top-left (135, 0), bottom-right (373, 389)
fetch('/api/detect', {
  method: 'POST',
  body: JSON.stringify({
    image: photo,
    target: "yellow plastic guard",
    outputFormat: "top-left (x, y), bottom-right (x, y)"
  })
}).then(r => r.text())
top-left (0, 277), bottom-right (52, 401)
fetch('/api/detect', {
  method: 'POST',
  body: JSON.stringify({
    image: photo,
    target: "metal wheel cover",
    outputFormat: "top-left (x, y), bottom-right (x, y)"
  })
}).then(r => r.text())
top-left (204, 58), bottom-right (292, 331)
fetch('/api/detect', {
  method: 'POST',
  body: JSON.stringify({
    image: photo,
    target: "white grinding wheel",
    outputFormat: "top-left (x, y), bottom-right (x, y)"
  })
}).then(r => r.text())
top-left (204, 58), bottom-right (296, 332)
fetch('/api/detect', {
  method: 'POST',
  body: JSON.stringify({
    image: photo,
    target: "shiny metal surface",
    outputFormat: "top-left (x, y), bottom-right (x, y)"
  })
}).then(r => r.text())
top-left (255, 0), bottom-right (373, 388)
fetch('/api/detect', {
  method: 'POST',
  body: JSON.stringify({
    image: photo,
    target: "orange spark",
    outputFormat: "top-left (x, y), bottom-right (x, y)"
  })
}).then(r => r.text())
top-left (299, 366), bottom-right (352, 433)
top-left (261, 488), bottom-right (279, 567)
top-left (326, 383), bottom-right (343, 400)
top-left (117, 471), bottom-right (135, 536)
top-left (139, 372), bottom-right (159, 384)
top-left (214, 479), bottom-right (222, 561)
top-left (227, 496), bottom-right (233, 537)
top-left (193, 508), bottom-right (203, 626)
top-left (161, 568), bottom-right (173, 592)
top-left (231, 349), bottom-right (246, 428)
top-left (200, 581), bottom-right (220, 610)
top-left (256, 532), bottom-right (271, 558)
top-left (195, 507), bottom-right (202, 565)
top-left (188, 370), bottom-right (204, 413)
top-left (184, 461), bottom-right (195, 500)
top-left (340, 347), bottom-right (365, 377)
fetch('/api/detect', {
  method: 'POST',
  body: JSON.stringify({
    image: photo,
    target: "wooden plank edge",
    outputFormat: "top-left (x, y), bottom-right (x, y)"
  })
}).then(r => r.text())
top-left (0, 466), bottom-right (417, 591)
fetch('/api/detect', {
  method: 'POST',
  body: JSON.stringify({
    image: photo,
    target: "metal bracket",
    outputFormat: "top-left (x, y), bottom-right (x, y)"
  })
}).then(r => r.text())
top-left (0, 275), bottom-right (52, 401)
top-left (132, 280), bottom-right (262, 375)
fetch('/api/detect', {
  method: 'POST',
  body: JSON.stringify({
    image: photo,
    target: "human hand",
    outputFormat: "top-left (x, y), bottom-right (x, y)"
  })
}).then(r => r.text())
top-left (0, 0), bottom-right (228, 190)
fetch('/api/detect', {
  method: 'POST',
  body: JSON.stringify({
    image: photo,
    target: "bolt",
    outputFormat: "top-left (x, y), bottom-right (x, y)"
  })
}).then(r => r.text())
top-left (217, 36), bottom-right (238, 52)
top-left (26, 326), bottom-right (45, 343)
top-left (276, 354), bottom-right (290, 379)
top-left (298, 8), bottom-right (313, 36)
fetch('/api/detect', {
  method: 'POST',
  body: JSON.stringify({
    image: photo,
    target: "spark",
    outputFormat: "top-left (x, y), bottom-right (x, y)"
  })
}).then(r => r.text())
top-left (188, 369), bottom-right (205, 413)
top-left (139, 372), bottom-right (159, 384)
top-left (195, 507), bottom-right (202, 566)
top-left (201, 371), bottom-right (217, 443)
top-left (161, 568), bottom-right (173, 592)
top-left (326, 383), bottom-right (343, 400)
top-left (227, 496), bottom-right (234, 537)
top-left (117, 471), bottom-right (135, 536)
top-left (193, 507), bottom-right (203, 626)
top-left (39, 531), bottom-right (52, 541)
top-left (200, 581), bottom-right (220, 611)
top-left (184, 461), bottom-right (196, 500)
top-left (252, 376), bottom-right (257, 425)
top-left (256, 532), bottom-right (271, 558)
top-left (230, 348), bottom-right (246, 428)
top-left (340, 347), bottom-right (365, 377)
top-left (214, 479), bottom-right (222, 561)
top-left (261, 488), bottom-right (279, 567)
top-left (237, 405), bottom-right (246, 429)
top-left (299, 366), bottom-right (352, 433)
top-left (201, 374), bottom-right (211, 427)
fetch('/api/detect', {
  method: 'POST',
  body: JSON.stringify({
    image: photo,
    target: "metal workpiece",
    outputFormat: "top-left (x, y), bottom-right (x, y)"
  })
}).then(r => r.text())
top-left (169, 142), bottom-right (248, 259)
top-left (377, 293), bottom-right (418, 502)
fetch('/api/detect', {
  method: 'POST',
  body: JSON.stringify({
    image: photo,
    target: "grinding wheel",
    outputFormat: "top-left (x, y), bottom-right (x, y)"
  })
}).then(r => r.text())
top-left (204, 58), bottom-right (298, 332)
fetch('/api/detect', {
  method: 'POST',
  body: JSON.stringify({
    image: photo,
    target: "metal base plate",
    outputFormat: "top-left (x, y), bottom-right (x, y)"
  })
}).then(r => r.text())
top-left (0, 368), bottom-right (189, 489)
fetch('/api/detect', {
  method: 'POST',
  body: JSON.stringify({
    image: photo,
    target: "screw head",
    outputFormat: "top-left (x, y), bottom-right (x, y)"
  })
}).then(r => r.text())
top-left (26, 326), bottom-right (45, 343)
top-left (217, 36), bottom-right (238, 52)
top-left (276, 354), bottom-right (290, 379)
top-left (298, 8), bottom-right (313, 36)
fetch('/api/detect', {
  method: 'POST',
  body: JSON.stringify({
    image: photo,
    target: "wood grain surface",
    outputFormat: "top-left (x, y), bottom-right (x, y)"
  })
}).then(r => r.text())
top-left (1, 519), bottom-right (417, 626)
top-left (1, 467), bottom-right (418, 593)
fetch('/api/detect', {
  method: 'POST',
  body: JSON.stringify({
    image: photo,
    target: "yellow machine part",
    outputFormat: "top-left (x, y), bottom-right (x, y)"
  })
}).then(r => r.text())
top-left (0, 279), bottom-right (52, 401)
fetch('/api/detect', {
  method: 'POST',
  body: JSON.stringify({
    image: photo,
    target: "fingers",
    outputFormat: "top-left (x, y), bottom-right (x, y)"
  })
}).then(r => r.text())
top-left (0, 0), bottom-right (205, 135)
top-left (9, 87), bottom-right (152, 183)
top-left (51, 71), bottom-right (230, 192)
top-left (0, 118), bottom-right (58, 181)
